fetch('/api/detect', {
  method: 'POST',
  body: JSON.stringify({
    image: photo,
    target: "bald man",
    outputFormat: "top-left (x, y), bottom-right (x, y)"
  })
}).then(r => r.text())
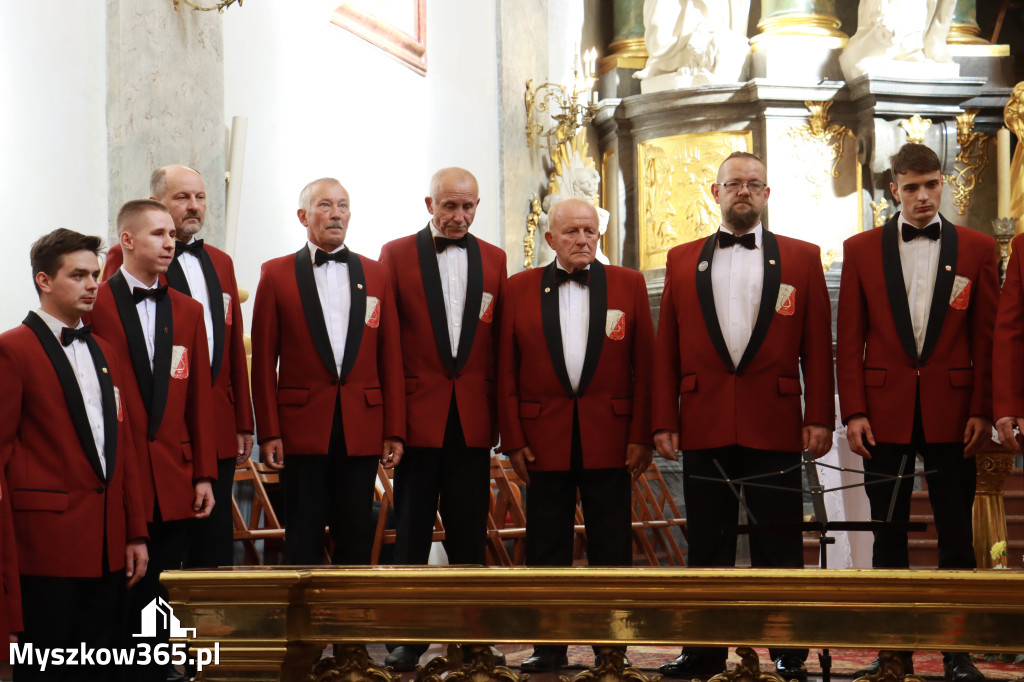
top-left (104, 165), bottom-right (253, 569)
top-left (379, 168), bottom-right (507, 670)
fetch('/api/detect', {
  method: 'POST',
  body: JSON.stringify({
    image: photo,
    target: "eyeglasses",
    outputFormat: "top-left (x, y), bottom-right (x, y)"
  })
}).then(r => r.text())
top-left (717, 181), bottom-right (768, 194)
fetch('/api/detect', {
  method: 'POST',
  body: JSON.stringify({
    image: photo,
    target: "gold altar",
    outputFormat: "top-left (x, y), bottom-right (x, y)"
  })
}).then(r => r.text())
top-left (163, 566), bottom-right (1024, 681)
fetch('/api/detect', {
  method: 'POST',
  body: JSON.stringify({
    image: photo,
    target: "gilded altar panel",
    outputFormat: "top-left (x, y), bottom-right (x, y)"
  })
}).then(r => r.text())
top-left (637, 131), bottom-right (753, 272)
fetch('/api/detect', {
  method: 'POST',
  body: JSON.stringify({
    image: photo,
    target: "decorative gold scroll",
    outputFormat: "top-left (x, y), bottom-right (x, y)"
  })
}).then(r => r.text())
top-left (944, 109), bottom-right (991, 216)
top-left (637, 131), bottom-right (753, 271)
top-left (785, 101), bottom-right (852, 202)
top-left (899, 114), bottom-right (932, 144)
top-left (870, 197), bottom-right (892, 228)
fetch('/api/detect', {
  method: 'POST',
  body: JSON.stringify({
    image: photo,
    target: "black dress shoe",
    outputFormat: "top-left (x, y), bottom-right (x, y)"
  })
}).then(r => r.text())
top-left (658, 652), bottom-right (726, 679)
top-left (464, 645), bottom-right (507, 667)
top-left (593, 651), bottom-right (631, 669)
top-left (854, 651), bottom-right (915, 677)
top-left (774, 654), bottom-right (808, 682)
top-left (943, 653), bottom-right (985, 682)
top-left (385, 645), bottom-right (422, 672)
top-left (520, 649), bottom-right (569, 672)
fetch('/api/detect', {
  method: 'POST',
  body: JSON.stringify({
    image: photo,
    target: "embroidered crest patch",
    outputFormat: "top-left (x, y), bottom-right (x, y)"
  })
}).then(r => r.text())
top-left (776, 284), bottom-right (796, 317)
top-left (114, 386), bottom-right (123, 422)
top-left (950, 275), bottom-right (971, 310)
top-left (365, 296), bottom-right (381, 328)
top-left (606, 309), bottom-right (626, 340)
top-left (479, 292), bottom-right (495, 323)
top-left (171, 345), bottom-right (189, 380)
top-left (223, 293), bottom-right (232, 325)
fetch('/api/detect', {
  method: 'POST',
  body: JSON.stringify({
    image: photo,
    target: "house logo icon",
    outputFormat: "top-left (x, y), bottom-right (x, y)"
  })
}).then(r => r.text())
top-left (133, 597), bottom-right (196, 638)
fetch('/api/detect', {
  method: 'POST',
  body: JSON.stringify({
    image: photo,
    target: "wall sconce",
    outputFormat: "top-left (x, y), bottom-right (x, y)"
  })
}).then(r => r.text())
top-left (525, 48), bottom-right (599, 150)
top-left (173, 0), bottom-right (242, 12)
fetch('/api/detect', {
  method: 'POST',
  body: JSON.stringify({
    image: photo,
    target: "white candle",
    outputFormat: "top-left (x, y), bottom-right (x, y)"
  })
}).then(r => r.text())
top-left (998, 127), bottom-right (1011, 218)
top-left (224, 115), bottom-right (248, 258)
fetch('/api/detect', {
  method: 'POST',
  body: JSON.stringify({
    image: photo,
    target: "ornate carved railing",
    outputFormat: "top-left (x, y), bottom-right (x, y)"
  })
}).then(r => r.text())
top-left (163, 566), bottom-right (1024, 682)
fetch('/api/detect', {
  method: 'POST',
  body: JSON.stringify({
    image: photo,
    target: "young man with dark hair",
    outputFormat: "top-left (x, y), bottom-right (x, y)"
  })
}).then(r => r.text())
top-left (89, 201), bottom-right (216, 682)
top-left (0, 228), bottom-right (148, 679)
top-left (837, 143), bottom-right (997, 682)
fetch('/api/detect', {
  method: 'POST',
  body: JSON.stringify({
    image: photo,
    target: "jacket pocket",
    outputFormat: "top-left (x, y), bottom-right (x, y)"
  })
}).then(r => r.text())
top-left (864, 368), bottom-right (886, 387)
top-left (679, 374), bottom-right (697, 394)
top-left (11, 489), bottom-right (68, 512)
top-left (949, 367), bottom-right (974, 388)
top-left (277, 387), bottom-right (310, 406)
top-left (364, 387), bottom-right (383, 406)
top-left (611, 397), bottom-right (632, 416)
top-left (778, 376), bottom-right (802, 395)
top-left (519, 401), bottom-right (541, 419)
top-left (182, 441), bottom-right (194, 461)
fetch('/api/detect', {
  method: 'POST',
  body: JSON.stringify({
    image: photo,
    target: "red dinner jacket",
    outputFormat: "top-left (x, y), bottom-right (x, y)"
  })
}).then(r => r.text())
top-left (0, 313), bottom-right (148, 577)
top-left (104, 243), bottom-right (254, 459)
top-left (995, 232), bottom-right (1024, 419)
top-left (836, 213), bottom-right (998, 443)
top-left (0, 477), bottom-right (22, 654)
top-left (89, 271), bottom-right (217, 522)
top-left (250, 248), bottom-right (405, 456)
top-left (652, 231), bottom-right (835, 452)
top-left (498, 261), bottom-right (654, 471)
top-left (379, 227), bottom-right (507, 449)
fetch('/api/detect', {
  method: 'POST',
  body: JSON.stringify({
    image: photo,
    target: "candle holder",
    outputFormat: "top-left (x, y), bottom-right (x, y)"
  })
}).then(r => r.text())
top-left (993, 217), bottom-right (1017, 283)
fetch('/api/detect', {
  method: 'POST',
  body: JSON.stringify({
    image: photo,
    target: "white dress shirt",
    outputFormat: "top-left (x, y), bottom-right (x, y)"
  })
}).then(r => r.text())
top-left (430, 225), bottom-right (469, 356)
top-left (897, 212), bottom-right (941, 356)
top-left (555, 260), bottom-right (590, 391)
top-left (37, 309), bottom-right (106, 475)
top-left (177, 239), bottom-right (215, 365)
top-left (307, 242), bottom-right (350, 375)
top-left (121, 266), bottom-right (160, 371)
top-left (711, 224), bottom-right (764, 367)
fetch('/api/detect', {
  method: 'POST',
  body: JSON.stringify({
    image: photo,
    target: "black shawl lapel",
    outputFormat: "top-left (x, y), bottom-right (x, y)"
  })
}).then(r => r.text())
top-left (109, 271), bottom-right (155, 412)
top-left (148, 294), bottom-right (173, 440)
top-left (695, 234), bottom-right (735, 371)
top-left (576, 261), bottom-right (606, 395)
top-left (736, 231), bottom-right (781, 375)
top-left (454, 235), bottom-right (484, 374)
top-left (165, 258), bottom-right (191, 297)
top-left (540, 262), bottom-right (575, 397)
top-left (84, 335), bottom-right (119, 481)
top-left (416, 226), bottom-right (457, 372)
top-left (881, 215), bottom-right (920, 362)
top-left (293, 248), bottom-right (339, 380)
top-left (340, 252), bottom-right (366, 382)
top-left (197, 249), bottom-right (226, 382)
top-left (23, 313), bottom-right (107, 482)
top-left (919, 216), bottom-right (958, 363)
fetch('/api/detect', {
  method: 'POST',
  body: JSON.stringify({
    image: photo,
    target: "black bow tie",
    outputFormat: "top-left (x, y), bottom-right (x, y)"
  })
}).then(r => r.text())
top-left (132, 286), bottom-right (168, 304)
top-left (718, 231), bottom-right (756, 249)
top-left (554, 268), bottom-right (590, 287)
top-left (175, 239), bottom-right (204, 257)
top-left (434, 235), bottom-right (468, 253)
top-left (60, 324), bottom-right (92, 347)
top-left (314, 248), bottom-right (348, 266)
top-left (901, 222), bottom-right (941, 242)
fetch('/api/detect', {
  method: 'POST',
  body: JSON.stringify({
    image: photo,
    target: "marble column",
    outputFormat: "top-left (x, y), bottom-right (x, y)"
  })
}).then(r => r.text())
top-left (949, 0), bottom-right (986, 46)
top-left (749, 0), bottom-right (848, 81)
top-left (600, 0), bottom-right (646, 73)
top-left (106, 0), bottom-right (226, 247)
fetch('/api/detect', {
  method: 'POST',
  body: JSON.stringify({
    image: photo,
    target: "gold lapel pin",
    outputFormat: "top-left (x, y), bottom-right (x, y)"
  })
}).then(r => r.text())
top-left (101, 367), bottom-right (108, 374)
top-left (769, 259), bottom-right (777, 266)
top-left (163, 327), bottom-right (169, 333)
top-left (544, 287), bottom-right (551, 293)
top-left (945, 265), bottom-right (952, 271)
top-left (698, 261), bottom-right (708, 272)
top-left (357, 283), bottom-right (364, 289)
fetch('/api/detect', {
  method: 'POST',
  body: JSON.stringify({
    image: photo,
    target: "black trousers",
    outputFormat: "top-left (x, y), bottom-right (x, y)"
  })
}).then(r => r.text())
top-left (126, 508), bottom-right (194, 682)
top-left (282, 402), bottom-right (379, 565)
top-left (681, 446), bottom-right (807, 663)
top-left (392, 394), bottom-right (491, 566)
top-left (863, 395), bottom-right (976, 570)
top-left (525, 404), bottom-right (632, 658)
top-left (185, 457), bottom-right (236, 568)
top-left (16, 571), bottom-right (125, 681)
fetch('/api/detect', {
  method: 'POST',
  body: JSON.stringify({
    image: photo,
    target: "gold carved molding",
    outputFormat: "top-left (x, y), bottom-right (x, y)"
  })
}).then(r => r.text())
top-left (308, 645), bottom-right (400, 682)
top-left (708, 647), bottom-right (786, 682)
top-left (785, 101), bottom-right (852, 202)
top-left (870, 198), bottom-right (892, 228)
top-left (899, 115), bottom-right (932, 144)
top-left (524, 194), bottom-right (541, 270)
top-left (852, 650), bottom-right (927, 682)
top-left (944, 110), bottom-right (991, 216)
top-left (562, 648), bottom-right (657, 682)
top-left (637, 131), bottom-right (753, 271)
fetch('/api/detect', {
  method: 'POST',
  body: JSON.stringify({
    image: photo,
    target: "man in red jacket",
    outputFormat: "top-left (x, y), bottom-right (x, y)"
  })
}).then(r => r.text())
top-left (499, 197), bottom-right (654, 671)
top-left (251, 178), bottom-right (404, 567)
top-left (378, 168), bottom-right (506, 670)
top-left (104, 165), bottom-right (254, 569)
top-left (837, 143), bottom-right (995, 682)
top-left (653, 152), bottom-right (834, 681)
top-left (0, 229), bottom-right (147, 679)
top-left (89, 200), bottom-right (216, 682)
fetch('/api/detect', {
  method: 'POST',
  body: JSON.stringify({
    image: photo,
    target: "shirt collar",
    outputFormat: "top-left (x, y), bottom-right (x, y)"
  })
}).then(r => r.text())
top-left (34, 309), bottom-right (82, 341)
top-left (719, 222), bottom-right (763, 248)
top-left (897, 211), bottom-right (941, 235)
top-left (306, 241), bottom-right (348, 264)
top-left (554, 259), bottom-right (592, 273)
top-left (120, 266), bottom-right (159, 291)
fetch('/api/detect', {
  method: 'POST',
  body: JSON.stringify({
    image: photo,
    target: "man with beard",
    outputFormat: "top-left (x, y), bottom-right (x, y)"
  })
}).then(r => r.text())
top-left (652, 151), bottom-right (834, 681)
top-left (104, 165), bottom-right (253, 569)
top-left (837, 143), bottom-right (995, 682)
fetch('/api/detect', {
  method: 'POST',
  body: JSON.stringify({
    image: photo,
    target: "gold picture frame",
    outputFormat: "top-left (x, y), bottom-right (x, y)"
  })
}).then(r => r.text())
top-left (332, 1), bottom-right (427, 76)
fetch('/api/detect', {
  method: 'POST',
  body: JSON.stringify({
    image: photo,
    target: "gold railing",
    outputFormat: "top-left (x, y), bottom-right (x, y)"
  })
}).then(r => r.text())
top-left (164, 566), bottom-right (1024, 681)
